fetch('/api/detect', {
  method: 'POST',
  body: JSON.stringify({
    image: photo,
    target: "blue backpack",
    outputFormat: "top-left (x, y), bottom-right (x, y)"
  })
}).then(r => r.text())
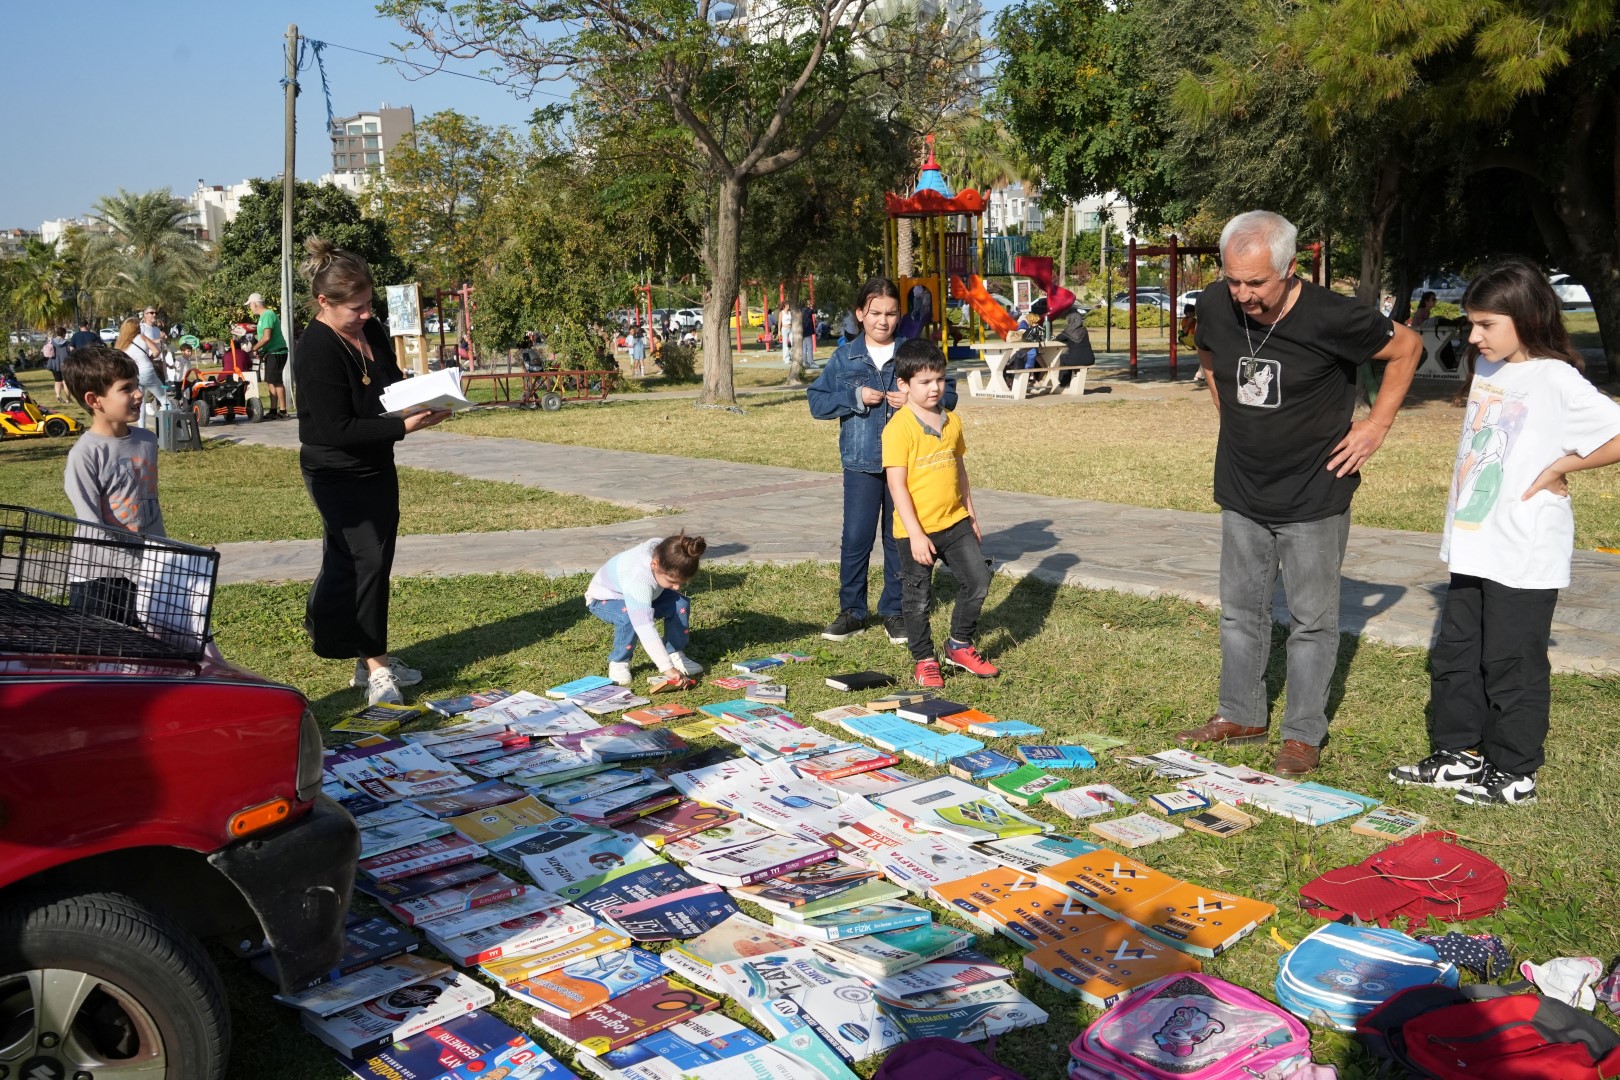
top-left (1275, 922), bottom-right (1459, 1032)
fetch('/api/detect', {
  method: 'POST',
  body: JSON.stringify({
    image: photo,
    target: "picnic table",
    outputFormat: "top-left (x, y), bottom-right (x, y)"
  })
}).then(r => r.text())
top-left (963, 340), bottom-right (1086, 401)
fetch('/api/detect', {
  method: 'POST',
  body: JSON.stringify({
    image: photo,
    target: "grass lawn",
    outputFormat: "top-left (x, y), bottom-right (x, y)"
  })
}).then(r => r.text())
top-left (448, 383), bottom-right (1620, 550)
top-left (2, 370), bottom-right (642, 544)
top-left (212, 563), bottom-right (1620, 1080)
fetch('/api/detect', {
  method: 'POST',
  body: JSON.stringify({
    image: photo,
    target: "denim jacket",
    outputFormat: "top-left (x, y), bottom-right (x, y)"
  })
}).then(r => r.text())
top-left (806, 336), bottom-right (959, 473)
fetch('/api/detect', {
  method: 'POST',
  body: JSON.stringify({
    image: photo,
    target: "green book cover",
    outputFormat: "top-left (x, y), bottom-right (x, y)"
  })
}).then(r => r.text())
top-left (989, 765), bottom-right (1074, 807)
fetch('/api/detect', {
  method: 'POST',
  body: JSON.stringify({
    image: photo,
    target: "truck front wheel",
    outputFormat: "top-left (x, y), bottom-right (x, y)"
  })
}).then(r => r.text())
top-left (0, 891), bottom-right (229, 1080)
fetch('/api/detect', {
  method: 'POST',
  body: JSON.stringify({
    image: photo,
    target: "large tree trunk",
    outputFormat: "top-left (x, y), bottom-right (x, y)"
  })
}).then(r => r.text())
top-left (1356, 157), bottom-right (1403, 406)
top-left (700, 175), bottom-right (744, 406)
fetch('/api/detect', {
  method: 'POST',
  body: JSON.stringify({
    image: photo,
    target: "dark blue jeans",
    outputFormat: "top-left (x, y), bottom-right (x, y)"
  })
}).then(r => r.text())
top-left (839, 469), bottom-right (902, 620)
top-left (897, 517), bottom-right (992, 663)
top-left (588, 593), bottom-right (690, 663)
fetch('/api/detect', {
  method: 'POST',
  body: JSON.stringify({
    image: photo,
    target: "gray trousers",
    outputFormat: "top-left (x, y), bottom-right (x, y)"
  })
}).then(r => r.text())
top-left (1217, 507), bottom-right (1351, 746)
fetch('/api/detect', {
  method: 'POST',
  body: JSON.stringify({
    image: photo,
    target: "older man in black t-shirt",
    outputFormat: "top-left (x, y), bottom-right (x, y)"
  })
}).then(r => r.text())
top-left (1176, 211), bottom-right (1421, 776)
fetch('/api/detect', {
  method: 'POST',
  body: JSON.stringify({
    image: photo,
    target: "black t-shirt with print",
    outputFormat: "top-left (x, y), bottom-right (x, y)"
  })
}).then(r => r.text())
top-left (1194, 278), bottom-right (1395, 523)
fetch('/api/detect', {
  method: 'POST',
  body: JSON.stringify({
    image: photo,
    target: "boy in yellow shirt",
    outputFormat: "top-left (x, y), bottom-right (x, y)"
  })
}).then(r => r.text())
top-left (882, 338), bottom-right (998, 688)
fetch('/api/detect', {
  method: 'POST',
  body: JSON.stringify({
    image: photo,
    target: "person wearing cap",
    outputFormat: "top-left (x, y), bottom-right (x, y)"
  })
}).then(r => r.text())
top-left (248, 292), bottom-right (290, 420)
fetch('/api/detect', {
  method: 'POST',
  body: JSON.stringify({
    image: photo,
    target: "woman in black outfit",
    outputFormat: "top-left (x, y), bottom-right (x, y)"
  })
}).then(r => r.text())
top-left (294, 236), bottom-right (450, 704)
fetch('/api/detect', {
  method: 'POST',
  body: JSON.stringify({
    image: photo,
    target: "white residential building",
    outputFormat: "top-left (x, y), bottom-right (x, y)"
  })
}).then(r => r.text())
top-left (185, 180), bottom-right (256, 243)
top-left (986, 181), bottom-right (1044, 235)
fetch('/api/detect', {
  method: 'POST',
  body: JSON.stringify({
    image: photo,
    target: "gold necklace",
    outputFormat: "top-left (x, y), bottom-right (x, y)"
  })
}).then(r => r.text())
top-left (327, 321), bottom-right (372, 385)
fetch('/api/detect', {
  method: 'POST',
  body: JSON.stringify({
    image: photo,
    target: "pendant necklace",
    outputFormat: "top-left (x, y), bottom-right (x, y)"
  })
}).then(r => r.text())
top-left (1242, 279), bottom-right (1297, 357)
top-left (331, 324), bottom-right (372, 385)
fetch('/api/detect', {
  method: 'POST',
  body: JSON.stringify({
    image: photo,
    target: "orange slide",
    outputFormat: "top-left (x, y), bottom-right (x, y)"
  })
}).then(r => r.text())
top-left (950, 275), bottom-right (1020, 339)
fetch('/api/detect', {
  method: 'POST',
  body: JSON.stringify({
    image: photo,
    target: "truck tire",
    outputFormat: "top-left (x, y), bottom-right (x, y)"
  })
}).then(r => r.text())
top-left (0, 890), bottom-right (229, 1080)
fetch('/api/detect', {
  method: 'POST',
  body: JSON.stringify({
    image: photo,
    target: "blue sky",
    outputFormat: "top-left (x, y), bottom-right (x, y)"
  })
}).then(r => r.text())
top-left (0, 0), bottom-right (552, 229)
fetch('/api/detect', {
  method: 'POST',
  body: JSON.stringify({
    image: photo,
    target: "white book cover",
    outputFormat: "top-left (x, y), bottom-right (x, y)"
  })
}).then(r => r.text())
top-left (714, 947), bottom-right (905, 1063)
top-left (681, 835), bottom-right (835, 886)
top-left (875, 776), bottom-right (999, 821)
top-left (822, 766), bottom-right (920, 798)
top-left (379, 365), bottom-right (472, 416)
top-left (518, 832), bottom-right (660, 894)
top-left (406, 887), bottom-right (565, 940)
top-left (427, 905), bottom-right (596, 966)
top-left (878, 836), bottom-right (1000, 895)
top-left (833, 810), bottom-right (941, 864)
top-left (300, 969), bottom-right (494, 1057)
top-left (358, 816), bottom-right (453, 859)
top-left (402, 721), bottom-right (511, 748)
top-left (868, 955), bottom-right (1014, 998)
top-left (880, 980), bottom-right (1049, 1043)
top-left (1044, 785), bottom-right (1137, 820)
top-left (329, 742), bottom-right (475, 802)
top-left (1244, 783), bottom-right (1364, 825)
top-left (667, 759), bottom-right (776, 804)
top-left (274, 954), bottom-right (448, 1017)
top-left (350, 803), bottom-right (426, 830)
top-left (663, 820), bottom-right (779, 861)
top-left (478, 745), bottom-right (601, 780)
top-left (1090, 812), bottom-right (1185, 848)
top-left (977, 833), bottom-right (1101, 871)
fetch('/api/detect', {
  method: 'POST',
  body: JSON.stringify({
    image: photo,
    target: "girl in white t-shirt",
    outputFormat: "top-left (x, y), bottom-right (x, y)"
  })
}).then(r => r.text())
top-left (1390, 260), bottom-right (1620, 806)
top-left (585, 532), bottom-right (707, 689)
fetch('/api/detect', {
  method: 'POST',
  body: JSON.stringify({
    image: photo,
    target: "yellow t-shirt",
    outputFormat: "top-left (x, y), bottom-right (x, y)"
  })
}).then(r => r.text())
top-left (881, 405), bottom-right (969, 539)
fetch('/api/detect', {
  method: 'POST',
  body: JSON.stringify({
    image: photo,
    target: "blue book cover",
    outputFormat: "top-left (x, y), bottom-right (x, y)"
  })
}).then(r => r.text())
top-left (574, 862), bottom-right (703, 919)
top-left (547, 675), bottom-right (613, 699)
top-left (509, 947), bottom-right (670, 1018)
top-left (949, 750), bottom-right (1022, 781)
top-left (904, 733), bottom-right (986, 766)
top-left (596, 1014), bottom-right (770, 1070)
top-left (1293, 780), bottom-right (1380, 810)
top-left (779, 901), bottom-right (934, 941)
top-left (343, 1011), bottom-right (577, 1080)
top-left (1017, 745), bottom-right (1097, 769)
top-left (868, 720), bottom-right (932, 753)
top-left (600, 884), bottom-right (739, 941)
top-left (733, 657), bottom-right (786, 673)
top-left (967, 720), bottom-right (1046, 738)
top-left (699, 698), bottom-right (763, 718)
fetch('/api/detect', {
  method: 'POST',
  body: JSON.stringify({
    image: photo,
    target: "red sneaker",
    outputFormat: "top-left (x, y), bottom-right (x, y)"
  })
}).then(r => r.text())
top-left (944, 641), bottom-right (999, 678)
top-left (914, 658), bottom-right (945, 689)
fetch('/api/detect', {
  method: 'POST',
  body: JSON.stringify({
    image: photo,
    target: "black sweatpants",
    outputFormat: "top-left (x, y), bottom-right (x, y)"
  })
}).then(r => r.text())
top-left (303, 466), bottom-right (399, 660)
top-left (1429, 573), bottom-right (1559, 776)
top-left (897, 517), bottom-right (991, 663)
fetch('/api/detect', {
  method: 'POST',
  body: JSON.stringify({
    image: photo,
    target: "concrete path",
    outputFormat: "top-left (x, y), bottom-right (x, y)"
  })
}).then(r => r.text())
top-left (210, 423), bottom-right (1620, 675)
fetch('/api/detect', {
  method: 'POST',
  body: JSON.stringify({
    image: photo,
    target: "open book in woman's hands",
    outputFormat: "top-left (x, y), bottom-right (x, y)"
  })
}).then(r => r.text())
top-left (380, 367), bottom-right (473, 417)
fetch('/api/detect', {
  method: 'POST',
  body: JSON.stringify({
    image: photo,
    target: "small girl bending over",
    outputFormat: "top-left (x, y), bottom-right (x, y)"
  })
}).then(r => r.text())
top-left (586, 532), bottom-right (707, 688)
top-left (1389, 260), bottom-right (1620, 806)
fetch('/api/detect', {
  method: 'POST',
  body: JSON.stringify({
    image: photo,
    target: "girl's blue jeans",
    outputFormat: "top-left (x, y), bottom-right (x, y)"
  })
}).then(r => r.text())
top-left (588, 593), bottom-right (690, 663)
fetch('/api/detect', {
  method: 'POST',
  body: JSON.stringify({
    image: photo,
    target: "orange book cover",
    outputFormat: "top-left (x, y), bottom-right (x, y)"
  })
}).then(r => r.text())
top-left (1117, 880), bottom-right (1277, 958)
top-left (930, 866), bottom-right (1107, 950)
top-left (1023, 920), bottom-right (1202, 1008)
top-left (937, 708), bottom-right (996, 732)
top-left (1036, 849), bottom-right (1181, 917)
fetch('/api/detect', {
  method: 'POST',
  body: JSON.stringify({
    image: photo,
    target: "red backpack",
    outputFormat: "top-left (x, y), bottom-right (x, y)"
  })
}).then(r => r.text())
top-left (1358, 983), bottom-right (1620, 1079)
top-left (1299, 830), bottom-right (1508, 929)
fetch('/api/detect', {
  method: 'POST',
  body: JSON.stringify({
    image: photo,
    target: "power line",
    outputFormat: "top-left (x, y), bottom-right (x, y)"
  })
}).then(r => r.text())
top-left (306, 37), bottom-right (574, 103)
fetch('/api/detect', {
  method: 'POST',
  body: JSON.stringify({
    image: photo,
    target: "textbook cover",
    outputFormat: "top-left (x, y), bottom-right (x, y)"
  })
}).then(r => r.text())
top-left (423, 688), bottom-right (513, 716)
top-left (258, 917), bottom-right (420, 992)
top-left (333, 702), bottom-right (429, 737)
top-left (582, 1014), bottom-right (771, 1076)
top-left (403, 779), bottom-right (529, 819)
top-left (929, 868), bottom-right (1107, 951)
top-left (1351, 805), bottom-right (1428, 840)
top-left (431, 905), bottom-right (597, 968)
top-left (1044, 784), bottom-right (1138, 821)
top-left (1182, 802), bottom-right (1258, 838)
top-left (401, 888), bottom-right (563, 943)
top-left (810, 923), bottom-right (976, 978)
top-left (507, 947), bottom-right (669, 1018)
top-left (1118, 880), bottom-right (1277, 957)
top-left (681, 834), bottom-right (837, 887)
top-left (976, 833), bottom-right (1100, 872)
top-left (1149, 789), bottom-right (1212, 815)
top-left (444, 796), bottom-right (562, 846)
top-left (989, 765), bottom-right (1073, 808)
top-left (662, 913), bottom-right (809, 991)
top-left (948, 749), bottom-right (1022, 782)
top-left (620, 800), bottom-right (740, 848)
top-left (867, 952), bottom-right (1012, 998)
top-left (895, 699), bottom-right (973, 724)
top-left (714, 947), bottom-right (905, 1063)
top-left (966, 719), bottom-right (1045, 738)
top-left (794, 746), bottom-right (899, 781)
top-left (773, 901), bottom-right (933, 942)
top-left (934, 708), bottom-right (997, 732)
top-left (601, 885), bottom-right (739, 942)
top-left (823, 766), bottom-right (919, 798)
top-left (330, 742), bottom-right (475, 803)
top-left (901, 731), bottom-right (985, 767)
top-left (547, 675), bottom-right (615, 700)
top-left (1035, 849), bottom-right (1180, 917)
top-left (879, 980), bottom-right (1050, 1043)
top-left (352, 861), bottom-right (496, 904)
top-left (476, 926), bottom-right (630, 987)
top-left (380, 873), bottom-right (529, 928)
top-left (302, 970), bottom-right (494, 1058)
top-left (753, 879), bottom-right (906, 920)
top-left (1016, 745), bottom-right (1098, 770)
top-left (275, 954), bottom-right (448, 1017)
top-left (1023, 921), bottom-right (1202, 1008)
top-left (341, 1011), bottom-right (577, 1080)
top-left (875, 836), bottom-right (1000, 896)
top-left (622, 703), bottom-right (697, 727)
top-left (359, 817), bottom-right (453, 860)
top-left (358, 835), bottom-right (485, 882)
top-left (528, 977), bottom-right (722, 1056)
top-left (539, 767), bottom-right (657, 805)
top-left (733, 864), bottom-right (881, 910)
top-left (572, 862), bottom-right (704, 920)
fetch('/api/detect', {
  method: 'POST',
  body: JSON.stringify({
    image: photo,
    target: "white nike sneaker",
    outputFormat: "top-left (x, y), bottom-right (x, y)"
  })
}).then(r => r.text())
top-left (366, 667), bottom-right (403, 706)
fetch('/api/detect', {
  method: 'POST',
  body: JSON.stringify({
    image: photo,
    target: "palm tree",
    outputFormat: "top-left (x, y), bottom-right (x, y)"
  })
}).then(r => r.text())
top-left (84, 188), bottom-right (211, 316)
top-left (6, 239), bottom-right (71, 331)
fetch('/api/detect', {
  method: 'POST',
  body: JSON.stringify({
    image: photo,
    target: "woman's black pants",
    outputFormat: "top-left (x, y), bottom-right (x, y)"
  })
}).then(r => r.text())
top-left (303, 466), bottom-right (399, 660)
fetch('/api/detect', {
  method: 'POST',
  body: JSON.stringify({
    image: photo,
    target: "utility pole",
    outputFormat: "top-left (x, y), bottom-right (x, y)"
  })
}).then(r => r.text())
top-left (1058, 200), bottom-right (1071, 291)
top-left (1100, 211), bottom-right (1110, 353)
top-left (282, 24), bottom-right (299, 406)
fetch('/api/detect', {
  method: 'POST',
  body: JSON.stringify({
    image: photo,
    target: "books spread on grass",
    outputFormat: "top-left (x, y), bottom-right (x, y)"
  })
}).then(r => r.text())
top-left (709, 675), bottom-right (763, 690)
top-left (1244, 780), bottom-right (1373, 825)
top-left (814, 705), bottom-right (877, 725)
top-left (485, 817), bottom-right (607, 867)
top-left (663, 819), bottom-right (780, 861)
top-left (302, 969), bottom-right (494, 1058)
top-left (876, 836), bottom-right (1001, 896)
top-left (572, 862), bottom-right (704, 920)
top-left (1149, 789), bottom-right (1212, 815)
top-left (601, 885), bottom-right (739, 942)
top-left (966, 719), bottom-right (1045, 738)
top-left (917, 792), bottom-right (1050, 844)
top-left (529, 976), bottom-right (722, 1056)
top-left (402, 779), bottom-right (530, 819)
top-left (495, 747), bottom-right (607, 784)
top-left (381, 873), bottom-right (529, 927)
top-left (259, 917), bottom-right (420, 991)
top-left (774, 901), bottom-right (932, 941)
top-left (565, 780), bottom-right (677, 822)
top-left (404, 888), bottom-right (565, 942)
top-left (622, 703), bottom-right (696, 727)
top-left (620, 800), bottom-right (739, 848)
top-left (398, 721), bottom-right (511, 749)
top-left (733, 657), bottom-right (786, 674)
top-left (824, 671), bottom-right (898, 692)
top-left (795, 746), bottom-right (899, 781)
top-left (330, 742), bottom-right (475, 802)
top-left (507, 947), bottom-right (668, 1019)
top-left (879, 980), bottom-right (1051, 1043)
top-left (1023, 921), bottom-right (1202, 1008)
top-left (895, 699), bottom-right (973, 724)
top-left (548, 675), bottom-right (616, 699)
top-left (847, 715), bottom-right (932, 753)
top-left (1119, 880), bottom-right (1277, 957)
top-left (661, 913), bottom-right (808, 991)
top-left (929, 867), bottom-right (1109, 950)
top-left (380, 365), bottom-right (473, 416)
top-left (1182, 802), bottom-right (1258, 837)
top-left (359, 817), bottom-right (453, 859)
top-left (1090, 812), bottom-right (1185, 849)
top-left (719, 718), bottom-right (853, 763)
top-left (874, 776), bottom-right (996, 818)
top-left (1124, 752), bottom-right (1213, 781)
top-left (1017, 744), bottom-right (1098, 769)
top-left (477, 926), bottom-right (631, 986)
top-left (755, 879), bottom-right (907, 920)
top-left (932, 708), bottom-right (995, 732)
top-left (575, 728), bottom-right (687, 762)
top-left (726, 784), bottom-right (863, 842)
top-left (1044, 784), bottom-right (1138, 821)
top-left (681, 834), bottom-right (836, 887)
top-left (733, 864), bottom-right (881, 910)
top-left (823, 766), bottom-right (919, 798)
top-left (812, 922), bottom-right (976, 978)
top-left (1036, 849), bottom-right (1181, 917)
top-left (353, 861), bottom-right (497, 904)
top-left (341, 1011), bottom-right (575, 1080)
top-left (333, 703), bottom-right (429, 737)
top-left (746, 682), bottom-right (788, 703)
top-left (715, 948), bottom-right (905, 1063)
top-left (348, 801), bottom-right (421, 830)
top-left (989, 765), bottom-right (1073, 807)
top-left (948, 749), bottom-right (1022, 782)
top-left (572, 686), bottom-right (651, 716)
top-left (868, 952), bottom-right (1013, 998)
top-left (1352, 805), bottom-right (1429, 840)
top-left (582, 1014), bottom-right (772, 1077)
top-left (445, 796), bottom-right (562, 845)
top-left (1072, 731), bottom-right (1129, 752)
top-left (640, 1033), bottom-right (859, 1080)
top-left (467, 690), bottom-right (599, 731)
top-left (275, 953), bottom-right (448, 1017)
top-left (538, 767), bottom-right (655, 806)
top-left (866, 692), bottom-right (930, 711)
top-left (359, 835), bottom-right (486, 882)
top-left (977, 832), bottom-right (1101, 872)
top-left (434, 904), bottom-right (598, 968)
top-left (901, 731), bottom-right (986, 767)
top-left (665, 756), bottom-right (772, 804)
top-left (423, 689), bottom-right (512, 717)
top-left (518, 831), bottom-right (660, 896)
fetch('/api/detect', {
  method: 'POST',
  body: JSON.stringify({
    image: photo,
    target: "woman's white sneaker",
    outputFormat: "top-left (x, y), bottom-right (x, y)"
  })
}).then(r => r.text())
top-left (352, 656), bottom-right (422, 688)
top-left (366, 667), bottom-right (404, 706)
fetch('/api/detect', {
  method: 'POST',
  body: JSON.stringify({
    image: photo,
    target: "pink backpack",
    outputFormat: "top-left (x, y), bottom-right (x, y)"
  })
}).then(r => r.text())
top-left (873, 1037), bottom-right (1030, 1080)
top-left (1069, 973), bottom-right (1312, 1080)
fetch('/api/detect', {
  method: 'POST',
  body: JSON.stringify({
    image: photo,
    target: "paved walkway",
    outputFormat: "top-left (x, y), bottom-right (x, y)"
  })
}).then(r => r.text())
top-left (210, 423), bottom-right (1620, 675)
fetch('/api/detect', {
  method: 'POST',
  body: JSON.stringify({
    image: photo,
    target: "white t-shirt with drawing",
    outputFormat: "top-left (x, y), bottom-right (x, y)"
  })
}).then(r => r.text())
top-left (1442, 357), bottom-right (1620, 589)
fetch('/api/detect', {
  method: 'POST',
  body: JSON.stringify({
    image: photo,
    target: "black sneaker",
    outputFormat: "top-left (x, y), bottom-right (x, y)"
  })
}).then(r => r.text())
top-left (1389, 748), bottom-right (1485, 789)
top-left (883, 616), bottom-right (908, 645)
top-left (1455, 767), bottom-right (1537, 806)
top-left (822, 610), bottom-right (866, 641)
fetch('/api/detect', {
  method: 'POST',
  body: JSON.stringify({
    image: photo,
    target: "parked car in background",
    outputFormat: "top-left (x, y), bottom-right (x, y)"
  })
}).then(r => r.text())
top-left (1408, 274), bottom-right (1468, 306)
top-left (1176, 289), bottom-right (1204, 317)
top-left (1549, 273), bottom-right (1592, 309)
top-left (1112, 289), bottom-right (1173, 312)
top-left (99, 325), bottom-right (119, 344)
top-left (672, 308), bottom-right (704, 330)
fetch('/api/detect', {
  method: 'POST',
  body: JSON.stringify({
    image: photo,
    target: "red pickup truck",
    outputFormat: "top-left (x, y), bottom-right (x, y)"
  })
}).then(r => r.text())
top-left (0, 505), bottom-right (358, 1080)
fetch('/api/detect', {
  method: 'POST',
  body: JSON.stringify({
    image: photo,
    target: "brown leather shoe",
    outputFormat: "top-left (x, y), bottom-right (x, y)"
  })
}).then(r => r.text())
top-left (1175, 714), bottom-right (1268, 746)
top-left (1275, 740), bottom-right (1321, 776)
